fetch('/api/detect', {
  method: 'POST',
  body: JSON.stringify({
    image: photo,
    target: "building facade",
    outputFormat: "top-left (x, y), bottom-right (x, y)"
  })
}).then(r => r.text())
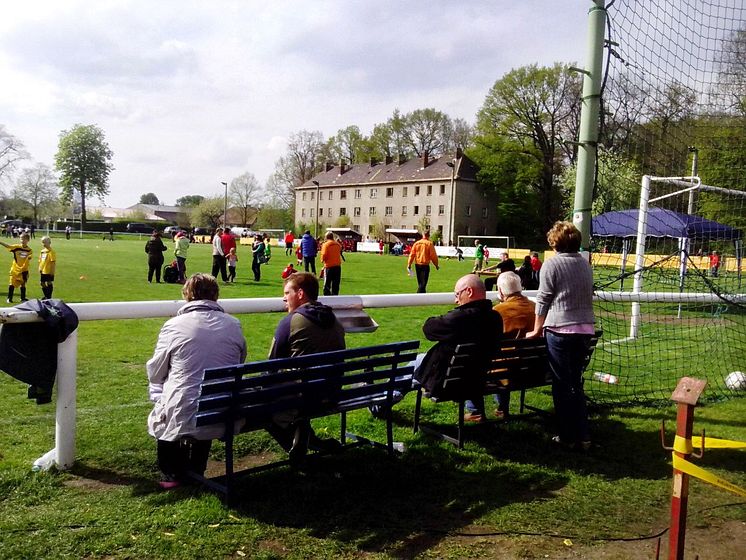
top-left (295, 150), bottom-right (498, 244)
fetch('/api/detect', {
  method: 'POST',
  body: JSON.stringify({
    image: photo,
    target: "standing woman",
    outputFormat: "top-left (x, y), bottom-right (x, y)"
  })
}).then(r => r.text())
top-left (527, 221), bottom-right (595, 450)
top-left (251, 234), bottom-right (265, 282)
top-left (145, 230), bottom-right (168, 283)
top-left (174, 231), bottom-right (189, 284)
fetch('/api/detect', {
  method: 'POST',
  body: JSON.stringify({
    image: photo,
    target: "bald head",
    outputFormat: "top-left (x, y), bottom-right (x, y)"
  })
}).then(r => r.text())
top-left (453, 274), bottom-right (486, 305)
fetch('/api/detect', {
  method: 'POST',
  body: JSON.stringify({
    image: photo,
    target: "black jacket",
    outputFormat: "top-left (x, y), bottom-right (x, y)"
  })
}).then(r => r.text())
top-left (145, 236), bottom-right (168, 258)
top-left (414, 299), bottom-right (503, 398)
top-left (0, 299), bottom-right (79, 403)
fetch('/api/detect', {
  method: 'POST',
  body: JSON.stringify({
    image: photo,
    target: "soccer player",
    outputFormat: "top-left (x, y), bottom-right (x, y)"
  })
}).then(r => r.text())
top-left (1, 232), bottom-right (33, 303)
top-left (39, 236), bottom-right (57, 299)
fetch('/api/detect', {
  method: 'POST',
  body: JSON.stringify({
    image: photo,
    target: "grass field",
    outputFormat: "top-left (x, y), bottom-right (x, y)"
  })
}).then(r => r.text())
top-left (1, 234), bottom-right (744, 559)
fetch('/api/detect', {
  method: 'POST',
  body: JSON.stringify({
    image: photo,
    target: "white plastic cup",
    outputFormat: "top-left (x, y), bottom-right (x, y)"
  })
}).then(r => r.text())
top-left (592, 371), bottom-right (618, 384)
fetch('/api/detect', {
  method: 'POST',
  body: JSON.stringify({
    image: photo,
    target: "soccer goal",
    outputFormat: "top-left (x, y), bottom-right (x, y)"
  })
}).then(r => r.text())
top-left (457, 235), bottom-right (513, 251)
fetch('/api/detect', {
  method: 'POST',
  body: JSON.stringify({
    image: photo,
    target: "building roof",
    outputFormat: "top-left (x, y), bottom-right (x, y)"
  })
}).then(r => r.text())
top-left (127, 203), bottom-right (183, 213)
top-left (299, 152), bottom-right (479, 190)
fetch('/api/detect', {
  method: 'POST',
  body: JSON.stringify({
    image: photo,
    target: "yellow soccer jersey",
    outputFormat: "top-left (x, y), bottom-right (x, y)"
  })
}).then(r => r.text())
top-left (7, 244), bottom-right (32, 275)
top-left (39, 247), bottom-right (57, 275)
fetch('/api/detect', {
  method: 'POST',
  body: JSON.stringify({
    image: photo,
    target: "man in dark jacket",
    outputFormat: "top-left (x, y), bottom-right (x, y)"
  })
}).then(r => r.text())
top-left (414, 274), bottom-right (503, 422)
top-left (300, 230), bottom-right (318, 274)
top-left (145, 230), bottom-right (168, 283)
top-left (267, 272), bottom-right (345, 462)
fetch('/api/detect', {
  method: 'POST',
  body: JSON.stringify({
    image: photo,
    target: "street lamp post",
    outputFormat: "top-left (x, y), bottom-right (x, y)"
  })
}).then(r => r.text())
top-left (446, 160), bottom-right (456, 245)
top-left (221, 181), bottom-right (228, 227)
top-left (312, 180), bottom-right (320, 237)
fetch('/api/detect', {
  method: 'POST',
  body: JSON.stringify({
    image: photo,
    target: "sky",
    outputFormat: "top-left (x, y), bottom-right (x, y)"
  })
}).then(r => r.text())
top-left (0, 0), bottom-right (592, 208)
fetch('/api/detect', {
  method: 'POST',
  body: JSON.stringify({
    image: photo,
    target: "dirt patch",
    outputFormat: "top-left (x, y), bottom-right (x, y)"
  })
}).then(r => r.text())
top-left (63, 476), bottom-right (130, 491)
top-left (642, 313), bottom-right (725, 327)
top-left (204, 452), bottom-right (282, 478)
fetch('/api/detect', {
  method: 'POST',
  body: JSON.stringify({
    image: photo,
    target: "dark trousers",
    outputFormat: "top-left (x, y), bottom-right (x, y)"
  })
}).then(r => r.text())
top-left (148, 257), bottom-right (164, 283)
top-left (545, 330), bottom-right (592, 444)
top-left (212, 254), bottom-right (227, 281)
top-left (157, 438), bottom-right (212, 479)
top-left (304, 256), bottom-right (316, 274)
top-left (323, 266), bottom-right (341, 295)
top-left (484, 276), bottom-right (498, 291)
top-left (285, 242), bottom-right (293, 256)
top-left (176, 257), bottom-right (187, 282)
top-left (414, 264), bottom-right (430, 293)
top-left (252, 258), bottom-right (261, 281)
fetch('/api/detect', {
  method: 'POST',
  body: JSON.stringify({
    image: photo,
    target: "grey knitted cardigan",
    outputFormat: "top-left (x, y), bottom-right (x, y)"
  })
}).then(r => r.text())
top-left (534, 252), bottom-right (595, 328)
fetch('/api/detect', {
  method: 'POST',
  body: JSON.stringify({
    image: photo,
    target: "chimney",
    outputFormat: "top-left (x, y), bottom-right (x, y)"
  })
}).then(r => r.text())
top-left (456, 147), bottom-right (463, 159)
top-left (384, 155), bottom-right (393, 165)
top-left (421, 150), bottom-right (429, 168)
top-left (325, 161), bottom-right (334, 172)
top-left (339, 159), bottom-right (347, 174)
top-left (369, 156), bottom-right (378, 167)
top-left (397, 154), bottom-right (406, 166)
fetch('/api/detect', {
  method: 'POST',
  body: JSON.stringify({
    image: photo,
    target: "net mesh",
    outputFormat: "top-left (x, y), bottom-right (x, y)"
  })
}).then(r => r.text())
top-left (586, 0), bottom-right (746, 404)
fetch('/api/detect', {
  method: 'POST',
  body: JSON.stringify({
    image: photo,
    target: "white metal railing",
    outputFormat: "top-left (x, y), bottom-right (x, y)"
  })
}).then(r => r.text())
top-left (1, 289), bottom-right (744, 471)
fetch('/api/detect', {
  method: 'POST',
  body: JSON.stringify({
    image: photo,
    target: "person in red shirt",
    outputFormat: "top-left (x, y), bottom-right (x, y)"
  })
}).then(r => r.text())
top-left (709, 251), bottom-right (721, 277)
top-left (284, 231), bottom-right (295, 256)
top-left (530, 252), bottom-right (542, 286)
top-left (220, 228), bottom-right (237, 277)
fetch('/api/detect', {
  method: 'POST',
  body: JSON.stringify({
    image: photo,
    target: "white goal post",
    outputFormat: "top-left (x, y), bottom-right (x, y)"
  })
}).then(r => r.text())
top-left (457, 235), bottom-right (513, 251)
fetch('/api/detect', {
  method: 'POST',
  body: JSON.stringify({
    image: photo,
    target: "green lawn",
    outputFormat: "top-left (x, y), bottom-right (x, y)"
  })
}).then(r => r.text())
top-left (0, 235), bottom-right (744, 559)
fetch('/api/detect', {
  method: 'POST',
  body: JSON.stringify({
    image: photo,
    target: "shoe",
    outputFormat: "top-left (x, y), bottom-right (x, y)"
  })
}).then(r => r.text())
top-left (309, 435), bottom-right (343, 454)
top-left (463, 412), bottom-right (484, 423)
top-left (493, 409), bottom-right (508, 420)
top-left (552, 435), bottom-right (592, 452)
top-left (5, 299), bottom-right (11, 304)
top-left (20, 298), bottom-right (28, 302)
top-left (158, 475), bottom-right (181, 490)
top-left (288, 422), bottom-right (310, 467)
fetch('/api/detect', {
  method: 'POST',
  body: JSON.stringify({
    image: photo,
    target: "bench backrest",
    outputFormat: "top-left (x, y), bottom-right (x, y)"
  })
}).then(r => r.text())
top-left (442, 331), bottom-right (602, 397)
top-left (195, 340), bottom-right (420, 429)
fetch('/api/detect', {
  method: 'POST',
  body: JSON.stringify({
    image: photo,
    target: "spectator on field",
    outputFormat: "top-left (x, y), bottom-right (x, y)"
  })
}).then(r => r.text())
top-left (527, 221), bottom-right (595, 451)
top-left (284, 230), bottom-right (295, 256)
top-left (414, 274), bottom-right (503, 423)
top-left (472, 239), bottom-right (485, 272)
top-left (267, 272), bottom-right (345, 464)
top-left (300, 230), bottom-right (317, 274)
top-left (263, 234), bottom-right (272, 263)
top-left (227, 247), bottom-right (238, 282)
top-left (146, 273), bottom-right (247, 488)
top-left (220, 228), bottom-right (236, 280)
top-left (145, 230), bottom-right (168, 283)
top-left (481, 251), bottom-right (516, 291)
top-left (320, 231), bottom-right (344, 296)
top-left (251, 234), bottom-right (265, 282)
top-left (211, 227), bottom-right (227, 282)
top-left (530, 252), bottom-right (542, 286)
top-left (516, 255), bottom-right (538, 290)
top-left (709, 250), bottom-right (721, 277)
top-left (281, 262), bottom-right (297, 279)
top-left (173, 231), bottom-right (189, 284)
top-left (491, 271), bottom-right (536, 418)
top-left (406, 231), bottom-right (439, 293)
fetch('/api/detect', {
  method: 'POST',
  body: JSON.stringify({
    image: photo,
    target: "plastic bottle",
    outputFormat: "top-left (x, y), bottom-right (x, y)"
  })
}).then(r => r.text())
top-left (593, 371), bottom-right (618, 384)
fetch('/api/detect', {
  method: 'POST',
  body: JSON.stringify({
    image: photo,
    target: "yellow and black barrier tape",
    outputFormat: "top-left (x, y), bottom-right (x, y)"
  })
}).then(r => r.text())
top-left (671, 435), bottom-right (746, 498)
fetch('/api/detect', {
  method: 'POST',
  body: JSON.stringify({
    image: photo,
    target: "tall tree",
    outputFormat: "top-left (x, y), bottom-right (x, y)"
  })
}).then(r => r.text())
top-left (476, 63), bottom-right (581, 232)
top-left (325, 125), bottom-right (367, 164)
top-left (176, 194), bottom-right (205, 207)
top-left (190, 196), bottom-right (225, 229)
top-left (12, 164), bottom-right (58, 225)
top-left (139, 192), bottom-right (160, 205)
top-left (449, 117), bottom-right (474, 153)
top-left (0, 125), bottom-right (28, 183)
top-left (718, 27), bottom-right (746, 114)
top-left (229, 172), bottom-right (262, 226)
top-left (54, 124), bottom-right (114, 227)
top-left (267, 130), bottom-right (324, 209)
top-left (404, 108), bottom-right (453, 156)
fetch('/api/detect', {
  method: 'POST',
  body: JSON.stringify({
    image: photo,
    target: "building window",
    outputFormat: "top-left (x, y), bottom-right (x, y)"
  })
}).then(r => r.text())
top-left (301, 209), bottom-right (305, 217)
top-left (310, 191), bottom-right (315, 201)
top-left (425, 205), bottom-right (431, 216)
top-left (319, 192), bottom-right (323, 201)
top-left (353, 224), bottom-right (359, 231)
top-left (482, 207), bottom-right (488, 218)
top-left (369, 207), bottom-right (376, 216)
top-left (440, 184), bottom-right (446, 195)
top-left (427, 185), bottom-right (432, 196)
top-left (370, 188), bottom-right (377, 198)
top-left (465, 205), bottom-right (472, 216)
top-left (319, 208), bottom-right (323, 217)
top-left (340, 190), bottom-right (347, 199)
top-left (339, 208), bottom-right (347, 216)
top-left (413, 205), bottom-right (419, 215)
top-left (385, 206), bottom-right (392, 216)
top-left (302, 192), bottom-right (307, 201)
top-left (402, 206), bottom-right (408, 216)
top-left (415, 186), bottom-right (420, 196)
top-left (402, 186), bottom-right (408, 197)
top-left (355, 189), bottom-right (362, 199)
top-left (328, 191), bottom-right (333, 200)
top-left (328, 208), bottom-right (331, 217)
top-left (386, 187), bottom-right (394, 197)
top-left (310, 208), bottom-right (315, 217)
top-left (354, 207), bottom-right (361, 217)
top-left (438, 205), bottom-right (445, 215)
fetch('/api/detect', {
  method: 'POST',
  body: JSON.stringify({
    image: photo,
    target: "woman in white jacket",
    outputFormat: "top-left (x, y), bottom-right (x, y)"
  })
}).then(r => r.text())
top-left (147, 273), bottom-right (247, 488)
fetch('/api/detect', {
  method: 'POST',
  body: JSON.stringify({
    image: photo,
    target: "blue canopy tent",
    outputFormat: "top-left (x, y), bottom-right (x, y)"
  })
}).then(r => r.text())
top-left (592, 208), bottom-right (743, 291)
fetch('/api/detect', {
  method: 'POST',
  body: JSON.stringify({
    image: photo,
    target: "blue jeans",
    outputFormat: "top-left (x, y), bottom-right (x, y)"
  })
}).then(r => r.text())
top-left (545, 330), bottom-right (592, 444)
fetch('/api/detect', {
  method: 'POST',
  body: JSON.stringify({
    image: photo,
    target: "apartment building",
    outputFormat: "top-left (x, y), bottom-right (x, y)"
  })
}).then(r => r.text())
top-left (295, 149), bottom-right (498, 243)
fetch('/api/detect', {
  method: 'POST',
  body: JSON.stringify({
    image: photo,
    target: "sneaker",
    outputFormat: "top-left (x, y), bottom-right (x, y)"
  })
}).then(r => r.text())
top-left (20, 298), bottom-right (28, 302)
top-left (551, 435), bottom-right (592, 452)
top-left (158, 475), bottom-right (181, 490)
top-left (5, 299), bottom-right (11, 304)
top-left (463, 412), bottom-right (484, 423)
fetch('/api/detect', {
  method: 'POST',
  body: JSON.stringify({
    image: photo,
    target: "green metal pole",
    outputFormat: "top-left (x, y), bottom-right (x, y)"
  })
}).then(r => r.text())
top-left (573, 0), bottom-right (607, 250)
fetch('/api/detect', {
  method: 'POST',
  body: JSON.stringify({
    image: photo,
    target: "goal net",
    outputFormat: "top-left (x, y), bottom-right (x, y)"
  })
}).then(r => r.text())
top-left (584, 1), bottom-right (746, 404)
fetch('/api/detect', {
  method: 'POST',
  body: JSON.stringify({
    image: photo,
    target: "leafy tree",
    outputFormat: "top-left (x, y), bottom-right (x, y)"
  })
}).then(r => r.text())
top-left (139, 192), bottom-right (160, 205)
top-left (54, 124), bottom-right (114, 227)
top-left (0, 125), bottom-right (28, 184)
top-left (190, 196), bottom-right (224, 229)
top-left (176, 195), bottom-right (205, 207)
top-left (268, 130), bottom-right (325, 209)
top-left (449, 118), bottom-right (474, 153)
top-left (229, 172), bottom-right (262, 226)
top-left (325, 126), bottom-right (367, 164)
top-left (334, 214), bottom-right (352, 228)
top-left (476, 63), bottom-right (581, 232)
top-left (12, 164), bottom-right (58, 225)
top-left (370, 109), bottom-right (412, 159)
top-left (717, 26), bottom-right (746, 114)
top-left (404, 108), bottom-right (453, 157)
top-left (254, 202), bottom-right (293, 231)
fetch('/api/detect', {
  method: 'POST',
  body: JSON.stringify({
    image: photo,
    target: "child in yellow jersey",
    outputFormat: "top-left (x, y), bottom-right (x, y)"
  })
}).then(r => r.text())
top-left (39, 236), bottom-right (57, 299)
top-left (1, 232), bottom-right (32, 303)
